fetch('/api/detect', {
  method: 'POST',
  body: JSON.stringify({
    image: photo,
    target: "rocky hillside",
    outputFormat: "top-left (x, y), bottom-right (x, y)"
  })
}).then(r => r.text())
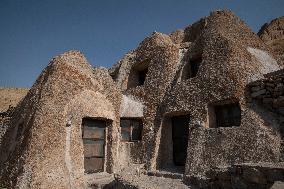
top-left (0, 88), bottom-right (29, 143)
top-left (0, 88), bottom-right (29, 113)
top-left (258, 16), bottom-right (284, 66)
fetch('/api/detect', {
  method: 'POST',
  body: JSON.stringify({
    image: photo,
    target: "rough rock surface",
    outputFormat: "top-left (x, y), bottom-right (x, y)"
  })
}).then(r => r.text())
top-left (247, 69), bottom-right (284, 121)
top-left (1, 10), bottom-right (284, 189)
top-left (247, 69), bottom-right (284, 160)
top-left (0, 106), bottom-right (14, 145)
top-left (204, 162), bottom-right (284, 189)
top-left (258, 16), bottom-right (284, 66)
top-left (0, 88), bottom-right (29, 149)
top-left (111, 10), bottom-right (282, 178)
top-left (0, 51), bottom-right (122, 188)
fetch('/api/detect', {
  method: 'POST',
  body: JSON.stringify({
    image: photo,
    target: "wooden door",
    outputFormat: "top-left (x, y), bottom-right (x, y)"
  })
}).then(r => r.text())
top-left (172, 115), bottom-right (190, 166)
top-left (82, 118), bottom-right (106, 173)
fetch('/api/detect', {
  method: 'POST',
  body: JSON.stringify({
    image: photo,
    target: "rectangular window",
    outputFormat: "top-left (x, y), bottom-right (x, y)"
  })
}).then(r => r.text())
top-left (127, 60), bottom-right (150, 89)
top-left (214, 103), bottom-right (241, 128)
top-left (180, 56), bottom-right (202, 80)
top-left (121, 119), bottom-right (131, 141)
top-left (190, 57), bottom-right (201, 78)
top-left (138, 68), bottom-right (148, 86)
top-left (120, 118), bottom-right (143, 142)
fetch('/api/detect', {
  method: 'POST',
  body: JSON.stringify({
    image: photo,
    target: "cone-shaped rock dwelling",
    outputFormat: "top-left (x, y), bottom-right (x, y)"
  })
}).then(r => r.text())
top-left (0, 51), bottom-right (122, 188)
top-left (0, 10), bottom-right (283, 189)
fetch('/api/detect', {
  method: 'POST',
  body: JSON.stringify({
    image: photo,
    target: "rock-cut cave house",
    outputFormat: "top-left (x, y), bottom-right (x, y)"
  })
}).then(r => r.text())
top-left (0, 10), bottom-right (284, 189)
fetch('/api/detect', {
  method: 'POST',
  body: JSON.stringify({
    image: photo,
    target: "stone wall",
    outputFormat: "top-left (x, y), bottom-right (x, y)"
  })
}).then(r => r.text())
top-left (247, 69), bottom-right (284, 133)
top-left (110, 10), bottom-right (283, 178)
top-left (247, 69), bottom-right (284, 161)
top-left (111, 31), bottom-right (181, 169)
top-left (153, 10), bottom-right (282, 177)
top-left (0, 106), bottom-right (14, 144)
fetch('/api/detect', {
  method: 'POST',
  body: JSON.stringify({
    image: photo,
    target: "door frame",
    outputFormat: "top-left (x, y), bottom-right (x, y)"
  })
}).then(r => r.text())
top-left (81, 117), bottom-right (111, 173)
top-left (171, 114), bottom-right (190, 166)
top-left (156, 112), bottom-right (190, 173)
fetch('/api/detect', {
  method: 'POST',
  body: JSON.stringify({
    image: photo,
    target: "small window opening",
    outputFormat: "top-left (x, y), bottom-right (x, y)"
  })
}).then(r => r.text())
top-left (209, 101), bottom-right (241, 128)
top-left (120, 118), bottom-right (143, 142)
top-left (190, 57), bottom-right (201, 77)
top-left (127, 60), bottom-right (150, 89)
top-left (181, 56), bottom-right (202, 80)
top-left (138, 68), bottom-right (148, 86)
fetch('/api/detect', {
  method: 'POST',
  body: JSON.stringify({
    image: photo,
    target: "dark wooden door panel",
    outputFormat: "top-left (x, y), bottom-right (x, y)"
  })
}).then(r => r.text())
top-left (82, 118), bottom-right (106, 173)
top-left (172, 115), bottom-right (190, 166)
top-left (83, 140), bottom-right (104, 157)
top-left (83, 127), bottom-right (105, 139)
top-left (84, 157), bottom-right (104, 173)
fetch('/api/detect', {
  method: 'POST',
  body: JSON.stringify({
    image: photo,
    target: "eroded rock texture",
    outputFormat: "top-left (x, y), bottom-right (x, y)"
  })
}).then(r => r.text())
top-left (0, 10), bottom-right (283, 189)
top-left (111, 9), bottom-right (282, 174)
top-left (258, 16), bottom-right (284, 66)
top-left (0, 51), bottom-right (122, 188)
top-left (0, 88), bottom-right (29, 146)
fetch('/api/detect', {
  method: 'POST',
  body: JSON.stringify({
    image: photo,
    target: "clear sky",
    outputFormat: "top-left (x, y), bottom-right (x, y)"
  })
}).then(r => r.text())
top-left (0, 0), bottom-right (283, 87)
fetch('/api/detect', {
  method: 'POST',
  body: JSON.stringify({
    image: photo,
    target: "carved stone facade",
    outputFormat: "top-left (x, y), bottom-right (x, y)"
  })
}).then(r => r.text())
top-left (0, 10), bottom-right (283, 189)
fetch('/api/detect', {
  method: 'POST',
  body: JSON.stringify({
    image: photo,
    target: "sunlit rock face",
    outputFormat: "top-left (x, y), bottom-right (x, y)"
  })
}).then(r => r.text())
top-left (0, 51), bottom-right (122, 188)
top-left (1, 10), bottom-right (283, 189)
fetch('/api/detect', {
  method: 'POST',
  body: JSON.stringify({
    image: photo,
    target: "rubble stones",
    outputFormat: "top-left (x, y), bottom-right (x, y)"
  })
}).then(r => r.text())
top-left (205, 163), bottom-right (284, 189)
top-left (247, 69), bottom-right (284, 111)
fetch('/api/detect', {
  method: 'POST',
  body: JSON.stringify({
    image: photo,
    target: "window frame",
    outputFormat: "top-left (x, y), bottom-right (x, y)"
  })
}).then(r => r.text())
top-left (214, 103), bottom-right (241, 128)
top-left (190, 57), bottom-right (202, 78)
top-left (180, 56), bottom-right (202, 81)
top-left (138, 67), bottom-right (148, 86)
top-left (120, 118), bottom-right (143, 142)
top-left (127, 60), bottom-right (150, 89)
top-left (208, 101), bottom-right (241, 128)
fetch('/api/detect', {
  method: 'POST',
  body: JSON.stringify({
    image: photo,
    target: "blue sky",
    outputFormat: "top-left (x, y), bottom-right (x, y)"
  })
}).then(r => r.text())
top-left (0, 0), bottom-right (283, 87)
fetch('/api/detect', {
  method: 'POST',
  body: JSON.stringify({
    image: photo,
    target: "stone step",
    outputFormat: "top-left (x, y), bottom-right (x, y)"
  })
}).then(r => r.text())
top-left (147, 170), bottom-right (183, 180)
